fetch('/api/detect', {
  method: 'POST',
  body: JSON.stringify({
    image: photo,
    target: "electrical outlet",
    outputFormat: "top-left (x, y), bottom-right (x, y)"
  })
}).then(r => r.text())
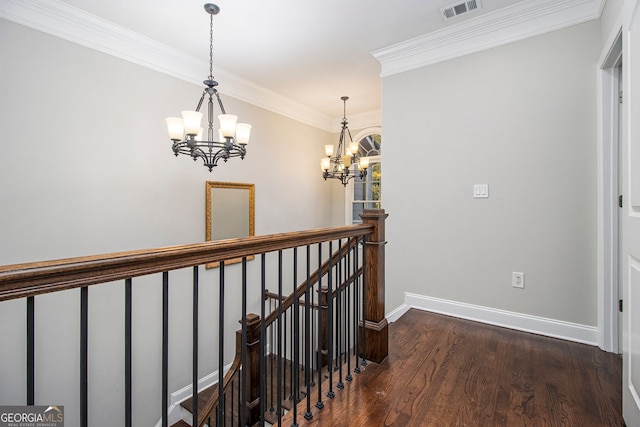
top-left (512, 272), bottom-right (524, 289)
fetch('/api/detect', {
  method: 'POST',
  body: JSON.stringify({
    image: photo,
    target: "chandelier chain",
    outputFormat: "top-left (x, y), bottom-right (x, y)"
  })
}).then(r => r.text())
top-left (209, 12), bottom-right (214, 80)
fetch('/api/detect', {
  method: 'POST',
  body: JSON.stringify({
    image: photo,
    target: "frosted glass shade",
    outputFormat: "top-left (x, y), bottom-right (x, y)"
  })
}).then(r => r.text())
top-left (320, 158), bottom-right (331, 171)
top-left (342, 155), bottom-right (352, 168)
top-left (349, 142), bottom-right (359, 155)
top-left (181, 111), bottom-right (203, 135)
top-left (359, 157), bottom-right (370, 170)
top-left (166, 117), bottom-right (184, 141)
top-left (235, 123), bottom-right (252, 144)
top-left (219, 114), bottom-right (238, 138)
top-left (324, 145), bottom-right (334, 157)
top-left (195, 127), bottom-right (204, 141)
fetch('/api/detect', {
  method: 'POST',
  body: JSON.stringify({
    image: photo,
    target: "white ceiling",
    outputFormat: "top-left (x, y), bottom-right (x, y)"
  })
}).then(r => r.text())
top-left (1, 0), bottom-right (603, 128)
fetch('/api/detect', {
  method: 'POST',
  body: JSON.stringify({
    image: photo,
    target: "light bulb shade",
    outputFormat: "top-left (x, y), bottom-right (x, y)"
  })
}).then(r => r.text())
top-left (235, 123), bottom-right (252, 144)
top-left (219, 114), bottom-right (238, 138)
top-left (166, 117), bottom-right (184, 141)
top-left (359, 157), bottom-right (370, 169)
top-left (349, 142), bottom-right (359, 155)
top-left (181, 111), bottom-right (203, 135)
top-left (342, 155), bottom-right (352, 168)
top-left (320, 157), bottom-right (331, 171)
top-left (324, 145), bottom-right (334, 157)
top-left (195, 127), bottom-right (204, 141)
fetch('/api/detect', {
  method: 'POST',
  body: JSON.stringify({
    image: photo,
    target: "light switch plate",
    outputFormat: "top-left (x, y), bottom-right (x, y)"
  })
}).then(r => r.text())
top-left (474, 184), bottom-right (489, 198)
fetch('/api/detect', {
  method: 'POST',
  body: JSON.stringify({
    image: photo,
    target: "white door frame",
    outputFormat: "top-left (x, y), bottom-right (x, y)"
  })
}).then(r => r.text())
top-left (597, 25), bottom-right (623, 353)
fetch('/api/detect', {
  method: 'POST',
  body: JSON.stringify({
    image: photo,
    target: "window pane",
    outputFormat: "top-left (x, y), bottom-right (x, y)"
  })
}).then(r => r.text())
top-left (351, 133), bottom-right (382, 224)
top-left (352, 201), bottom-right (383, 223)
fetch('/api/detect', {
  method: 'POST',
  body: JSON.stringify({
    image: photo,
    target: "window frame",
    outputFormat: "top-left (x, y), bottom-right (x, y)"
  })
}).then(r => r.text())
top-left (345, 127), bottom-right (382, 224)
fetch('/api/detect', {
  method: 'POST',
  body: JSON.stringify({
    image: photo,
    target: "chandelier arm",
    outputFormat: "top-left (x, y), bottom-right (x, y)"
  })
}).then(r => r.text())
top-left (189, 144), bottom-right (208, 160)
top-left (208, 93), bottom-right (215, 141)
top-left (195, 89), bottom-right (208, 112)
top-left (214, 90), bottom-right (226, 115)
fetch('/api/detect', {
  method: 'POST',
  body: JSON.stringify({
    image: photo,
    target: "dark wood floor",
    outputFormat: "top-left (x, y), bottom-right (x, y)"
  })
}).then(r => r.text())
top-left (284, 308), bottom-right (623, 427)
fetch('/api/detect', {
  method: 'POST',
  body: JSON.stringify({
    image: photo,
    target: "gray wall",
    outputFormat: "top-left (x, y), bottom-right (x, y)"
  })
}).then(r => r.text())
top-left (382, 21), bottom-right (601, 326)
top-left (0, 19), bottom-right (332, 427)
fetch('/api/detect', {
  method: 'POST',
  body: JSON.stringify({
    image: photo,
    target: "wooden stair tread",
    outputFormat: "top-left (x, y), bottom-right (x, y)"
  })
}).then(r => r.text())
top-left (180, 385), bottom-right (214, 413)
top-left (170, 420), bottom-right (190, 427)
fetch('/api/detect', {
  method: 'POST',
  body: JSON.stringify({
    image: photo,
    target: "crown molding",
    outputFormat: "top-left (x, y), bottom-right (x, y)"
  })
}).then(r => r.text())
top-left (372, 0), bottom-right (605, 77)
top-left (0, 0), bottom-right (334, 131)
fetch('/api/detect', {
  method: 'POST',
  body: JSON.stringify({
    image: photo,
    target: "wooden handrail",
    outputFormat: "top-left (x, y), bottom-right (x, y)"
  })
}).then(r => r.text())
top-left (0, 224), bottom-right (373, 302)
top-left (263, 237), bottom-right (359, 327)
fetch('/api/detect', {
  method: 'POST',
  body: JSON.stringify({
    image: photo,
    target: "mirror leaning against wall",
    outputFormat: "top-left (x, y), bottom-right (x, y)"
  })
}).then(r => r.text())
top-left (205, 181), bottom-right (255, 268)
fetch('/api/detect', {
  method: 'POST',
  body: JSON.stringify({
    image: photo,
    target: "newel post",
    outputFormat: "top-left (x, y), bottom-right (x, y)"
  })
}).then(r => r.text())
top-left (242, 313), bottom-right (261, 426)
top-left (359, 208), bottom-right (388, 363)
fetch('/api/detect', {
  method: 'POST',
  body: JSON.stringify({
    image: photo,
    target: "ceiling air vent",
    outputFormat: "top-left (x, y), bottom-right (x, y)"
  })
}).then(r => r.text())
top-left (441, 0), bottom-right (481, 21)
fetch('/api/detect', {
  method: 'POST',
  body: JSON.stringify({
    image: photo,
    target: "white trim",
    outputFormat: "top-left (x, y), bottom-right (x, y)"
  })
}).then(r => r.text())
top-left (403, 293), bottom-right (599, 345)
top-left (0, 0), bottom-right (334, 131)
top-left (372, 0), bottom-right (604, 77)
top-left (597, 22), bottom-right (624, 353)
top-left (155, 362), bottom-right (233, 427)
top-left (386, 304), bottom-right (410, 323)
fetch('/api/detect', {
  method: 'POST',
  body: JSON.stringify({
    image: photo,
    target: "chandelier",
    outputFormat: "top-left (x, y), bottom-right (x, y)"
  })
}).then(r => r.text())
top-left (321, 96), bottom-right (369, 186)
top-left (166, 4), bottom-right (251, 172)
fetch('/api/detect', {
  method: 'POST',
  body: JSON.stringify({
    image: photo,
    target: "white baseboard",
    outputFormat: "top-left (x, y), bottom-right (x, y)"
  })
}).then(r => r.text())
top-left (401, 292), bottom-right (598, 346)
top-left (155, 362), bottom-right (233, 427)
top-left (386, 303), bottom-right (410, 323)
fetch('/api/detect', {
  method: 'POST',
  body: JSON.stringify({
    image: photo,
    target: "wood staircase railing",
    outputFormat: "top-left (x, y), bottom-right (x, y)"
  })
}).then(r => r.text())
top-left (194, 238), bottom-right (363, 426)
top-left (0, 209), bottom-right (387, 427)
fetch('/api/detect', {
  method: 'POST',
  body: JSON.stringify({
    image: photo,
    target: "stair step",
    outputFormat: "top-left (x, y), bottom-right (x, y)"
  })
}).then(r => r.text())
top-left (180, 354), bottom-right (328, 425)
top-left (170, 421), bottom-right (190, 427)
top-left (180, 386), bottom-right (215, 414)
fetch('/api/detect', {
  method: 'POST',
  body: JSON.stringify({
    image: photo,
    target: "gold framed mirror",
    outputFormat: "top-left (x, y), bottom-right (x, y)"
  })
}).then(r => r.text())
top-left (205, 181), bottom-right (255, 268)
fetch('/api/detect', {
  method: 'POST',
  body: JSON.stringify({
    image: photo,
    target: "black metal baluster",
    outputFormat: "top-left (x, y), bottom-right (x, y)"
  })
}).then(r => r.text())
top-left (326, 241), bottom-right (335, 400)
top-left (277, 250), bottom-right (283, 425)
top-left (346, 240), bottom-right (353, 382)
top-left (162, 272), bottom-right (169, 427)
top-left (125, 278), bottom-right (132, 427)
top-left (269, 291), bottom-right (275, 419)
top-left (240, 257), bottom-right (248, 427)
top-left (217, 262), bottom-right (225, 426)
top-left (361, 239), bottom-right (367, 368)
top-left (283, 306), bottom-right (288, 402)
top-left (26, 296), bottom-right (34, 405)
top-left (192, 267), bottom-right (199, 426)
top-left (287, 306), bottom-right (293, 405)
top-left (315, 242), bottom-right (323, 410)
top-left (80, 286), bottom-right (88, 427)
top-left (336, 239), bottom-right (344, 390)
top-left (354, 237), bottom-right (361, 374)
top-left (260, 253), bottom-right (267, 426)
top-left (292, 247), bottom-right (300, 426)
top-left (304, 245), bottom-right (313, 420)
top-left (311, 253), bottom-right (316, 389)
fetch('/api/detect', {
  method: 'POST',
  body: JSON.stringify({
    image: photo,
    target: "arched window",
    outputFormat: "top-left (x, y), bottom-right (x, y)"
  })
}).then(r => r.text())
top-left (347, 128), bottom-right (382, 224)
